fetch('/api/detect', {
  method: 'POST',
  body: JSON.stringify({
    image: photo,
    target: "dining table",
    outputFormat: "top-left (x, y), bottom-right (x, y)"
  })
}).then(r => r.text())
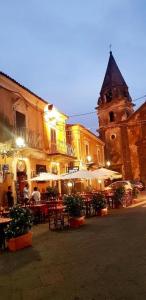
top-left (0, 217), bottom-right (12, 250)
top-left (48, 205), bottom-right (66, 213)
top-left (28, 204), bottom-right (48, 223)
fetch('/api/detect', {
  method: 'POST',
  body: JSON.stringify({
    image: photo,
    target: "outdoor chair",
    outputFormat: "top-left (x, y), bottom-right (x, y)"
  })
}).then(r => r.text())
top-left (48, 211), bottom-right (70, 230)
top-left (83, 199), bottom-right (93, 217)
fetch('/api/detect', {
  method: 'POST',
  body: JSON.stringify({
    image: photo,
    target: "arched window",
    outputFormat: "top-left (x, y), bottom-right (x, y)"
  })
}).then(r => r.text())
top-left (123, 90), bottom-right (128, 98)
top-left (125, 110), bottom-right (130, 118)
top-left (97, 149), bottom-right (101, 164)
top-left (105, 90), bottom-right (112, 102)
top-left (109, 111), bottom-right (115, 122)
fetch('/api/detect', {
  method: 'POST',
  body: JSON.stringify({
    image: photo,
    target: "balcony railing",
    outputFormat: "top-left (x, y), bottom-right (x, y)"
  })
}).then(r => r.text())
top-left (13, 128), bottom-right (75, 156)
top-left (13, 127), bottom-right (43, 150)
top-left (48, 140), bottom-right (75, 157)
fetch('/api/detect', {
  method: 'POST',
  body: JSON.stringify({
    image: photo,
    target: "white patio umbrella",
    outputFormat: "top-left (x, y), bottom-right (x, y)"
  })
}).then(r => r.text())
top-left (29, 172), bottom-right (59, 181)
top-left (59, 169), bottom-right (95, 180)
top-left (91, 168), bottom-right (122, 179)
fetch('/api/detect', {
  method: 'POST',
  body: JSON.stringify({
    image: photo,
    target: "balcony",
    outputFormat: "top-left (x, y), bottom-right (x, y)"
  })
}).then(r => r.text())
top-left (13, 127), bottom-right (43, 150)
top-left (47, 140), bottom-right (75, 157)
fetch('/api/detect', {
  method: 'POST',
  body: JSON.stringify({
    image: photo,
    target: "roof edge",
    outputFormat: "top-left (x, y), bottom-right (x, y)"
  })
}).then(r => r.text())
top-left (66, 123), bottom-right (104, 145)
top-left (0, 71), bottom-right (48, 104)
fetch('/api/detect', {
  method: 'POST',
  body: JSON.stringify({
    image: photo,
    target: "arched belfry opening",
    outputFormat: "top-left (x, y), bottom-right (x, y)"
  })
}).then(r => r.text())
top-left (109, 111), bottom-right (115, 122)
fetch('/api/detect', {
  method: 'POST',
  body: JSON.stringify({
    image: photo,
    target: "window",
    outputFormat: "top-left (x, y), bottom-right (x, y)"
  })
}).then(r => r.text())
top-left (69, 161), bottom-right (74, 169)
top-left (36, 164), bottom-right (46, 174)
top-left (105, 90), bottom-right (112, 103)
top-left (50, 128), bottom-right (56, 143)
top-left (66, 130), bottom-right (72, 144)
top-left (65, 164), bottom-right (68, 173)
top-left (50, 128), bottom-right (57, 152)
top-left (110, 134), bottom-right (116, 140)
top-left (109, 111), bottom-right (115, 122)
top-left (16, 111), bottom-right (26, 128)
top-left (51, 164), bottom-right (58, 175)
top-left (85, 144), bottom-right (89, 156)
top-left (123, 91), bottom-right (128, 98)
top-left (97, 149), bottom-right (101, 164)
top-left (125, 110), bottom-right (130, 118)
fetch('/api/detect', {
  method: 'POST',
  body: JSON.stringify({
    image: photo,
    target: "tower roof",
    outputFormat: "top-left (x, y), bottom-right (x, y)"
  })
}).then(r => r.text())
top-left (100, 51), bottom-right (128, 94)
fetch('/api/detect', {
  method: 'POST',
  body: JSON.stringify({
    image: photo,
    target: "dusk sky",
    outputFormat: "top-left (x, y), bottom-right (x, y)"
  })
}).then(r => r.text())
top-left (0, 1), bottom-right (146, 133)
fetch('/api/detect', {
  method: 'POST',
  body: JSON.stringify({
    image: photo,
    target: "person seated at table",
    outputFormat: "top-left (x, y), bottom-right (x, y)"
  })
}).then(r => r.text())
top-left (23, 183), bottom-right (30, 205)
top-left (31, 187), bottom-right (41, 204)
top-left (7, 186), bottom-right (14, 208)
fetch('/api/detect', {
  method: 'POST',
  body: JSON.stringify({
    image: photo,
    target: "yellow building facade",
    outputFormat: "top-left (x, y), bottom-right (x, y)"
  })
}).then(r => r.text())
top-left (0, 72), bottom-right (104, 204)
top-left (65, 124), bottom-right (105, 192)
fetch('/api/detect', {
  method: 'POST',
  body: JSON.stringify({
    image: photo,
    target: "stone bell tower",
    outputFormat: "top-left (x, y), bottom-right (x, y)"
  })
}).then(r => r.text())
top-left (97, 51), bottom-right (134, 175)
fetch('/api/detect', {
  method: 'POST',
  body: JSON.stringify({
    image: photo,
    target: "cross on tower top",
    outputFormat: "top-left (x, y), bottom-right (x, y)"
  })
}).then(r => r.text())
top-left (109, 44), bottom-right (112, 53)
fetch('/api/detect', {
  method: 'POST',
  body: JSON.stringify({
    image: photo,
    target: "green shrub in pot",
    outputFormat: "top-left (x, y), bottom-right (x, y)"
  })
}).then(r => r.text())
top-left (63, 194), bottom-right (84, 218)
top-left (5, 206), bottom-right (33, 239)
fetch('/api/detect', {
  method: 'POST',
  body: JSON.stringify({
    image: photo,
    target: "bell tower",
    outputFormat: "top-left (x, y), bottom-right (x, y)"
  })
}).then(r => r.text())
top-left (97, 51), bottom-right (134, 174)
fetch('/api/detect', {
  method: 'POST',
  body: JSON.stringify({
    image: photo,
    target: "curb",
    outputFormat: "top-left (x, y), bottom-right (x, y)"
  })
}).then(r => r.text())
top-left (128, 200), bottom-right (146, 208)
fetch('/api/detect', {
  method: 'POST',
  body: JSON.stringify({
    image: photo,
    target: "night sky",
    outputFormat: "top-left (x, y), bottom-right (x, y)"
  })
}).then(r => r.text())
top-left (0, 1), bottom-right (146, 133)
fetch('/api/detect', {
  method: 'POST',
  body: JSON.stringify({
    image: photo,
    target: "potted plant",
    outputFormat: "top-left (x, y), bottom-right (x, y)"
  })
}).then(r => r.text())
top-left (5, 206), bottom-right (33, 252)
top-left (113, 186), bottom-right (125, 208)
top-left (63, 194), bottom-right (85, 228)
top-left (132, 186), bottom-right (139, 202)
top-left (92, 193), bottom-right (108, 216)
top-left (46, 186), bottom-right (59, 199)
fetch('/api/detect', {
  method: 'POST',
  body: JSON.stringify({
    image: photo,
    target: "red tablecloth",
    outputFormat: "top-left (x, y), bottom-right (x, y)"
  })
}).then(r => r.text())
top-left (48, 205), bottom-right (66, 211)
top-left (0, 217), bottom-right (12, 224)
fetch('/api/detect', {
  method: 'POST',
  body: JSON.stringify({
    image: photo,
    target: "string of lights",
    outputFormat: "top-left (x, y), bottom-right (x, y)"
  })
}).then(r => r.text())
top-left (1, 82), bottom-right (146, 134)
top-left (68, 94), bottom-right (146, 118)
top-left (48, 118), bottom-right (146, 134)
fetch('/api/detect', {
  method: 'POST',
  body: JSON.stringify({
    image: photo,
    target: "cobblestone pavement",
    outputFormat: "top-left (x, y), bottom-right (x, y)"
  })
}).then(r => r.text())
top-left (1, 203), bottom-right (146, 300)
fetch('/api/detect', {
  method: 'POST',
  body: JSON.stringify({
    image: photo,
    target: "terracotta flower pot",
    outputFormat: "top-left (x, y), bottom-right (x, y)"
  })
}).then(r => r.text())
top-left (7, 231), bottom-right (32, 252)
top-left (114, 202), bottom-right (123, 209)
top-left (69, 216), bottom-right (85, 228)
top-left (97, 207), bottom-right (108, 216)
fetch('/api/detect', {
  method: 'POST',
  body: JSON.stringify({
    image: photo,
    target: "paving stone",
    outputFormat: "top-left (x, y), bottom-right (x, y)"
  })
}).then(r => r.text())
top-left (1, 205), bottom-right (146, 299)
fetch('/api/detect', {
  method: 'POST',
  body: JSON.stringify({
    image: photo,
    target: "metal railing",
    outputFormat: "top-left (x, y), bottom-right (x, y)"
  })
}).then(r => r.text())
top-left (14, 127), bottom-right (43, 149)
top-left (48, 140), bottom-right (75, 157)
top-left (14, 128), bottom-right (75, 155)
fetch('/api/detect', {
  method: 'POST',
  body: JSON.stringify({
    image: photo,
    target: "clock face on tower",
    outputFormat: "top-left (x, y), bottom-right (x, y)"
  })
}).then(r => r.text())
top-left (17, 160), bottom-right (26, 172)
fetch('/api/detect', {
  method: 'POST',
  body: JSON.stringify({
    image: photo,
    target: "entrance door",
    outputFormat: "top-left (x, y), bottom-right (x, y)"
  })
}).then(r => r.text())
top-left (16, 160), bottom-right (27, 203)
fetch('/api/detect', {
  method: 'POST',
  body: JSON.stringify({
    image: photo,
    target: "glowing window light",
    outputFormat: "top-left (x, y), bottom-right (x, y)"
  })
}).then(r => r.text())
top-left (44, 104), bottom-right (60, 125)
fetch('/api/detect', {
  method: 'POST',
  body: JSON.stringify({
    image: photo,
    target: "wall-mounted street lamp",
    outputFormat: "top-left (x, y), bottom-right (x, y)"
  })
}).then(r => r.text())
top-left (86, 155), bottom-right (94, 170)
top-left (67, 181), bottom-right (73, 195)
top-left (86, 155), bottom-right (92, 163)
top-left (98, 179), bottom-right (102, 191)
top-left (106, 160), bottom-right (111, 168)
top-left (16, 137), bottom-right (25, 148)
top-left (67, 181), bottom-right (73, 188)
